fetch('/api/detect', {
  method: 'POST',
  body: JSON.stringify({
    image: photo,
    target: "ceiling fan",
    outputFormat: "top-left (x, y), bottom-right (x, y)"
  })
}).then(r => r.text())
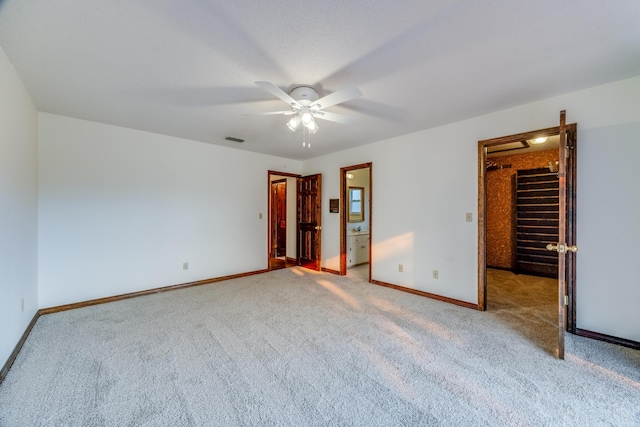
top-left (254, 81), bottom-right (362, 134)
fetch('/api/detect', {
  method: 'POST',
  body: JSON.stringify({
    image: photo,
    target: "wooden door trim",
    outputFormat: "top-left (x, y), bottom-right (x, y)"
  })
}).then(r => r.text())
top-left (268, 171), bottom-right (301, 270)
top-left (477, 123), bottom-right (577, 324)
top-left (268, 170), bottom-right (300, 178)
top-left (340, 163), bottom-right (372, 278)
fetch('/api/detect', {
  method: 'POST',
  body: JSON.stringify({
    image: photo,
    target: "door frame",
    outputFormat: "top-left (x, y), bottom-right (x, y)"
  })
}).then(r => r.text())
top-left (477, 123), bottom-right (577, 330)
top-left (267, 170), bottom-right (300, 270)
top-left (340, 163), bottom-right (372, 278)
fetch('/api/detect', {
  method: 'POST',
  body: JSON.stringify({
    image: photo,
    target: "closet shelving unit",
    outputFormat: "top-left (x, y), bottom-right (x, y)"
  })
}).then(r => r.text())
top-left (515, 167), bottom-right (559, 278)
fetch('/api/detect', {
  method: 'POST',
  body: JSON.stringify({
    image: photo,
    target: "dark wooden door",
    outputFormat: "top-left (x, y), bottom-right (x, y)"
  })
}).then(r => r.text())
top-left (270, 179), bottom-right (287, 257)
top-left (297, 174), bottom-right (322, 271)
top-left (556, 111), bottom-right (568, 359)
top-left (550, 110), bottom-right (578, 360)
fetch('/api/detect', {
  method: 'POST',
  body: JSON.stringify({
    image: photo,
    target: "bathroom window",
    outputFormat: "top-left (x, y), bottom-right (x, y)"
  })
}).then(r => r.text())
top-left (348, 187), bottom-right (364, 223)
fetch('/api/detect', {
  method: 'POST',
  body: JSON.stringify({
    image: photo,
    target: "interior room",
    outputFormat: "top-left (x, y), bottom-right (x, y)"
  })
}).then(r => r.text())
top-left (1, 1), bottom-right (639, 425)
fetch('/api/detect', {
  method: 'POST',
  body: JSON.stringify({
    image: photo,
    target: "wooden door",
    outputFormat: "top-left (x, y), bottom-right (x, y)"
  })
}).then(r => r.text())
top-left (297, 174), bottom-right (322, 271)
top-left (270, 179), bottom-right (287, 258)
top-left (549, 110), bottom-right (578, 359)
top-left (557, 111), bottom-right (568, 359)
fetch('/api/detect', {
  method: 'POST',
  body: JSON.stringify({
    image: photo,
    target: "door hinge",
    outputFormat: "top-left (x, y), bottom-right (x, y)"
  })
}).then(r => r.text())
top-left (564, 295), bottom-right (569, 306)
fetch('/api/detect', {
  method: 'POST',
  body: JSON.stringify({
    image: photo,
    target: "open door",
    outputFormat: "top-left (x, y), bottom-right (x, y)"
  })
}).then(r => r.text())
top-left (297, 174), bottom-right (322, 271)
top-left (546, 110), bottom-right (578, 359)
top-left (478, 112), bottom-right (578, 359)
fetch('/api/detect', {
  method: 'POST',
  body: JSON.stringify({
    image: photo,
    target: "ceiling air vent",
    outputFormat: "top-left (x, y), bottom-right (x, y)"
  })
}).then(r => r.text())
top-left (225, 136), bottom-right (245, 143)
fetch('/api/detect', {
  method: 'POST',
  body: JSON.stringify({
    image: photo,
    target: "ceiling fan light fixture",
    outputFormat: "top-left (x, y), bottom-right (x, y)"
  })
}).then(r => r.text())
top-left (287, 116), bottom-right (301, 132)
top-left (300, 111), bottom-right (313, 125)
top-left (255, 81), bottom-right (363, 141)
top-left (305, 119), bottom-right (319, 133)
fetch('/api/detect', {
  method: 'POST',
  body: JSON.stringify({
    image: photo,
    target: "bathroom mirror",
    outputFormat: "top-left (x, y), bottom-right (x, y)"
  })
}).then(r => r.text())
top-left (348, 187), bottom-right (364, 223)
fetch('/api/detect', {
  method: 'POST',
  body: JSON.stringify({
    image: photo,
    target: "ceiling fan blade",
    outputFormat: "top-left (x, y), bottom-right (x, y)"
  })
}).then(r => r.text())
top-left (310, 84), bottom-right (362, 110)
top-left (313, 110), bottom-right (355, 125)
top-left (249, 110), bottom-right (296, 116)
top-left (255, 81), bottom-right (298, 106)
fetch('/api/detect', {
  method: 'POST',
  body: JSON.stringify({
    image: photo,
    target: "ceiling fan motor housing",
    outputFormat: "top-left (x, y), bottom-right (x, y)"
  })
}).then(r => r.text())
top-left (289, 86), bottom-right (319, 106)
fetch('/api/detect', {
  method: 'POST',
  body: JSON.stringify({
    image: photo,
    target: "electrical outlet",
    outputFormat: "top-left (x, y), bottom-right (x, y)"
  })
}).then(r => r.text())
top-left (398, 264), bottom-right (403, 272)
top-left (183, 262), bottom-right (189, 270)
top-left (466, 212), bottom-right (473, 222)
top-left (259, 213), bottom-right (263, 219)
top-left (433, 270), bottom-right (439, 279)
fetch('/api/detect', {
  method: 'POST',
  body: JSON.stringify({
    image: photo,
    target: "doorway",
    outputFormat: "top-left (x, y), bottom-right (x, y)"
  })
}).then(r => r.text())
top-left (478, 112), bottom-right (577, 358)
top-left (340, 163), bottom-right (372, 281)
top-left (268, 171), bottom-right (299, 271)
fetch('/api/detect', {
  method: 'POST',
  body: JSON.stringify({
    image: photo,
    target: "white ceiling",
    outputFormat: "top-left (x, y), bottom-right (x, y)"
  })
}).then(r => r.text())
top-left (1, 1), bottom-right (639, 160)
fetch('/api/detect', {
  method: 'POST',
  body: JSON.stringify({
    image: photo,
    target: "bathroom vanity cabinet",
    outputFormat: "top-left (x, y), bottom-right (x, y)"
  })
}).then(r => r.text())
top-left (347, 232), bottom-right (369, 267)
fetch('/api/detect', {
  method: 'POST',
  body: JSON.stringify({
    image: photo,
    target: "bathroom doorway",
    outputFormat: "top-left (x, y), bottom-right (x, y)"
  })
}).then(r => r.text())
top-left (340, 163), bottom-right (372, 281)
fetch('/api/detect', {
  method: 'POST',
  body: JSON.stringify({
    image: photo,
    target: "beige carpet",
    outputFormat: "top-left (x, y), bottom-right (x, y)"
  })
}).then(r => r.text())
top-left (0, 267), bottom-right (638, 426)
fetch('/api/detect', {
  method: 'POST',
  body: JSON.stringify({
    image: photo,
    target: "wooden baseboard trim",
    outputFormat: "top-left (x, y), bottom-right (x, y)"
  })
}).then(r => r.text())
top-left (39, 269), bottom-right (270, 315)
top-left (486, 265), bottom-right (514, 272)
top-left (286, 257), bottom-right (297, 264)
top-left (371, 280), bottom-right (480, 310)
top-left (321, 267), bottom-right (341, 275)
top-left (575, 328), bottom-right (640, 350)
top-left (0, 311), bottom-right (40, 385)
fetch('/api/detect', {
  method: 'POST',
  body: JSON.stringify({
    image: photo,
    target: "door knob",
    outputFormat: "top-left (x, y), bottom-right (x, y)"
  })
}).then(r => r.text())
top-left (314, 225), bottom-right (322, 230)
top-left (546, 243), bottom-right (578, 253)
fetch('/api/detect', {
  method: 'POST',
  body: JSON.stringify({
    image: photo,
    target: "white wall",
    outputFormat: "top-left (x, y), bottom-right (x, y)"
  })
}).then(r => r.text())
top-left (0, 47), bottom-right (39, 366)
top-left (576, 122), bottom-right (640, 341)
top-left (303, 76), bottom-right (640, 342)
top-left (38, 114), bottom-right (301, 308)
